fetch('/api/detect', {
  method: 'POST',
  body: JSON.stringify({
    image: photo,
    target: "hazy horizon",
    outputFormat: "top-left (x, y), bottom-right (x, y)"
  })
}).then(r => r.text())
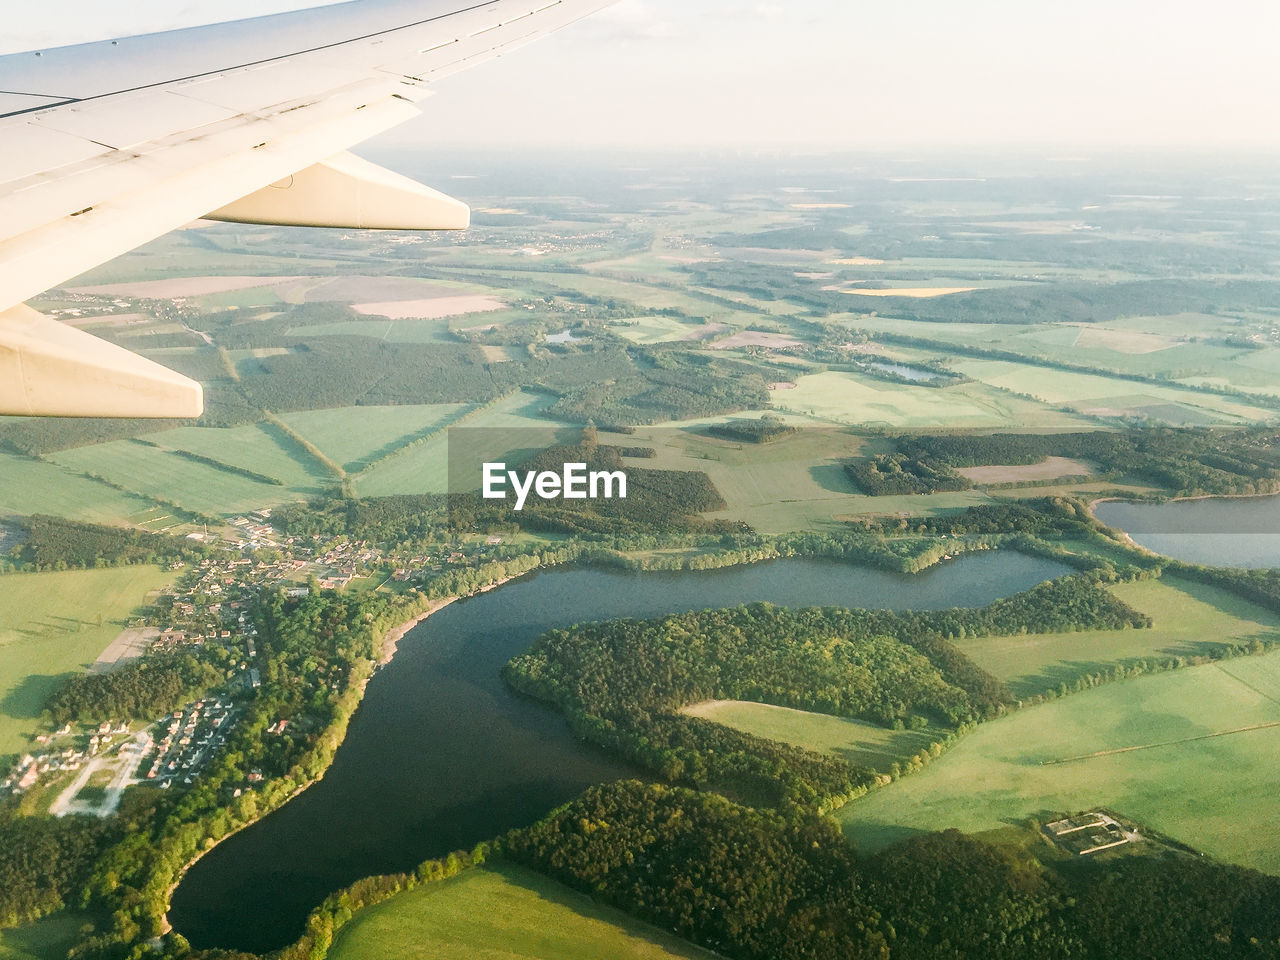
top-left (4, 0), bottom-right (1280, 152)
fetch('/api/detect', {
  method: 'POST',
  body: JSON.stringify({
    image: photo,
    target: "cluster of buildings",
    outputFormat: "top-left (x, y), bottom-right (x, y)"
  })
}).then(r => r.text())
top-left (3, 748), bottom-right (83, 794)
top-left (1044, 811), bottom-right (1143, 856)
top-left (227, 513), bottom-right (281, 550)
top-left (2, 721), bottom-right (129, 796)
top-left (143, 699), bottom-right (237, 787)
top-left (4, 511), bottom-right (516, 802)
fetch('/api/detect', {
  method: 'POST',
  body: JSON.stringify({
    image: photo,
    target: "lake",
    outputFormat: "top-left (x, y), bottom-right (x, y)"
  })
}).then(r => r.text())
top-left (169, 551), bottom-right (1070, 952)
top-left (861, 360), bottom-right (940, 381)
top-left (1095, 495), bottom-right (1280, 568)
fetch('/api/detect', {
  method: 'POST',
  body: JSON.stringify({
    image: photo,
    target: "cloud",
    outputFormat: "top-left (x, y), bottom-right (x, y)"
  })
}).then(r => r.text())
top-left (588, 0), bottom-right (676, 40)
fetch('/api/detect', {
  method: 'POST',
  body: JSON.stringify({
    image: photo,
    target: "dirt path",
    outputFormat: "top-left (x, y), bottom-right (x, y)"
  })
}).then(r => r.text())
top-left (1042, 720), bottom-right (1280, 765)
top-left (91, 626), bottom-right (158, 674)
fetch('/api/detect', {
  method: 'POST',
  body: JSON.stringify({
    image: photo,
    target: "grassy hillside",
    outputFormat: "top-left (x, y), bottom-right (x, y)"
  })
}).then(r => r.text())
top-left (327, 864), bottom-right (716, 960)
top-left (0, 567), bottom-right (174, 757)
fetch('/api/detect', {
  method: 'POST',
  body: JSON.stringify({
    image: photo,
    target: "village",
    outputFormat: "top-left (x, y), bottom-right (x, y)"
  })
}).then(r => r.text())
top-left (2, 507), bottom-right (505, 811)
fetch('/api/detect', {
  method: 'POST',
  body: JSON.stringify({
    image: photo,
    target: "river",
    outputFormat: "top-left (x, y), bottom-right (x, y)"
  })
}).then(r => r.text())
top-left (169, 551), bottom-right (1070, 952)
top-left (1095, 495), bottom-right (1280, 568)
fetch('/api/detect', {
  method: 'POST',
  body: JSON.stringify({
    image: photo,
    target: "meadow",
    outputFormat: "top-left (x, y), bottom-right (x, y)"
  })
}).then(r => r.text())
top-left (949, 358), bottom-right (1276, 424)
top-left (0, 567), bottom-right (175, 758)
top-left (772, 371), bottom-right (1096, 430)
top-left (837, 648), bottom-right (1280, 874)
top-left (683, 700), bottom-right (937, 773)
top-left (957, 575), bottom-right (1280, 697)
top-left (0, 912), bottom-right (86, 960)
top-left (0, 453), bottom-right (158, 525)
top-left (326, 864), bottom-right (715, 960)
top-left (280, 404), bottom-right (470, 474)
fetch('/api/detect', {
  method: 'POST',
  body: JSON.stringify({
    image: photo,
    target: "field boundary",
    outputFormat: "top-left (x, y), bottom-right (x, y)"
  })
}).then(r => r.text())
top-left (1041, 719), bottom-right (1280, 765)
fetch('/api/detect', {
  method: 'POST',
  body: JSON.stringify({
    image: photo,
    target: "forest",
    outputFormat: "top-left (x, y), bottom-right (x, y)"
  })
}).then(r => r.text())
top-left (276, 439), bottom-right (731, 542)
top-left (0, 812), bottom-right (119, 928)
top-left (43, 655), bottom-right (221, 726)
top-left (13, 515), bottom-right (206, 571)
top-left (504, 576), bottom-right (1149, 807)
top-left (502, 779), bottom-right (1280, 960)
top-left (451, 440), bottom-right (730, 538)
top-left (706, 414), bottom-right (798, 444)
top-left (547, 352), bottom-right (770, 426)
top-left (899, 427), bottom-right (1280, 498)
top-left (845, 453), bottom-right (973, 496)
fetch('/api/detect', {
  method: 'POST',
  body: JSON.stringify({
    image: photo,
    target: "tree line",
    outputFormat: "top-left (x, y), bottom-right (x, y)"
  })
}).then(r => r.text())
top-left (504, 576), bottom-right (1149, 809)
top-left (12, 515), bottom-right (207, 571)
top-left (501, 779), bottom-right (1280, 960)
top-left (891, 427), bottom-right (1280, 499)
top-left (44, 655), bottom-right (220, 726)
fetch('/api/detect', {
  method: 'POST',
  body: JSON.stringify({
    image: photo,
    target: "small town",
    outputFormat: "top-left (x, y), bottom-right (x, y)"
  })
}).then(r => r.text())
top-left (1, 507), bottom-right (507, 811)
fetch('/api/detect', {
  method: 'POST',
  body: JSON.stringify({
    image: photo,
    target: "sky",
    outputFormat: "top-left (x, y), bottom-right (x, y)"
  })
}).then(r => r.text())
top-left (4, 0), bottom-right (1280, 150)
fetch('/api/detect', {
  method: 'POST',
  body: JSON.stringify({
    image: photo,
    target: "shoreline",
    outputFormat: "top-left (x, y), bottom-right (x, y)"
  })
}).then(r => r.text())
top-left (161, 577), bottom-right (521, 937)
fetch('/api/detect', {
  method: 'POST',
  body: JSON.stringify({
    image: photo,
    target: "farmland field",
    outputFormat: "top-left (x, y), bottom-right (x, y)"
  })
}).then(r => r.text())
top-left (154, 423), bottom-right (330, 492)
top-left (291, 318), bottom-right (460, 343)
top-left (956, 576), bottom-right (1280, 697)
top-left (683, 700), bottom-right (937, 772)
top-left (772, 371), bottom-right (1097, 430)
top-left (48, 441), bottom-right (298, 517)
top-left (949, 358), bottom-right (1277, 423)
top-left (609, 317), bottom-right (721, 344)
top-left (353, 392), bottom-right (572, 497)
top-left (0, 567), bottom-right (175, 758)
top-left (0, 452), bottom-right (159, 524)
top-left (955, 457), bottom-right (1093, 484)
top-left (612, 425), bottom-right (993, 532)
top-left (0, 912), bottom-right (88, 960)
top-left (326, 864), bottom-right (715, 960)
top-left (838, 648), bottom-right (1280, 873)
top-left (280, 404), bottom-right (470, 474)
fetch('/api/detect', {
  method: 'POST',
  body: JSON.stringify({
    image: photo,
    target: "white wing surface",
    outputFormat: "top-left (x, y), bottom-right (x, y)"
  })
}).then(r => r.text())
top-left (0, 0), bottom-right (613, 418)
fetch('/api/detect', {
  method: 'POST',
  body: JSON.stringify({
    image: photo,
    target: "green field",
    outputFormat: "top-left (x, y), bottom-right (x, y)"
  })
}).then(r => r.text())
top-left (684, 700), bottom-right (937, 772)
top-left (48, 441), bottom-right (296, 517)
top-left (838, 648), bottom-right (1280, 873)
top-left (327, 865), bottom-right (715, 960)
top-left (607, 424), bottom-right (991, 532)
top-left (0, 912), bottom-right (89, 960)
top-left (155, 423), bottom-right (330, 492)
top-left (949, 358), bottom-right (1276, 424)
top-left (772, 371), bottom-right (1097, 430)
top-left (293, 318), bottom-right (460, 343)
top-left (0, 567), bottom-right (175, 757)
top-left (0, 453), bottom-right (160, 525)
top-left (281, 404), bottom-right (470, 474)
top-left (957, 576), bottom-right (1280, 697)
top-left (609, 316), bottom-right (712, 344)
top-left (353, 392), bottom-right (573, 498)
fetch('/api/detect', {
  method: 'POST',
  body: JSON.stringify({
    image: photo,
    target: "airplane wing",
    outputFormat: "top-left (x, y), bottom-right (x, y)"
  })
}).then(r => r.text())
top-left (0, 0), bottom-right (615, 418)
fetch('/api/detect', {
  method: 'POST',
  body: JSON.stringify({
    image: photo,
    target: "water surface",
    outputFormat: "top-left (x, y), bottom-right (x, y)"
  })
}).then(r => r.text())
top-left (862, 360), bottom-right (940, 381)
top-left (1096, 496), bottom-right (1280, 568)
top-left (170, 551), bottom-right (1068, 952)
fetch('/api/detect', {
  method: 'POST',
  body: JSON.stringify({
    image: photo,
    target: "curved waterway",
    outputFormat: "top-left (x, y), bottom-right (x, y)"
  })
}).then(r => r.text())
top-left (1096, 495), bottom-right (1280, 568)
top-left (170, 551), bottom-right (1070, 952)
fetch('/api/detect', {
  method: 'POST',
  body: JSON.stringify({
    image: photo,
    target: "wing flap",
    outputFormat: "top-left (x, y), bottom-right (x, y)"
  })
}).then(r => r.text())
top-left (206, 151), bottom-right (470, 229)
top-left (0, 0), bottom-right (618, 417)
top-left (0, 305), bottom-right (203, 418)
